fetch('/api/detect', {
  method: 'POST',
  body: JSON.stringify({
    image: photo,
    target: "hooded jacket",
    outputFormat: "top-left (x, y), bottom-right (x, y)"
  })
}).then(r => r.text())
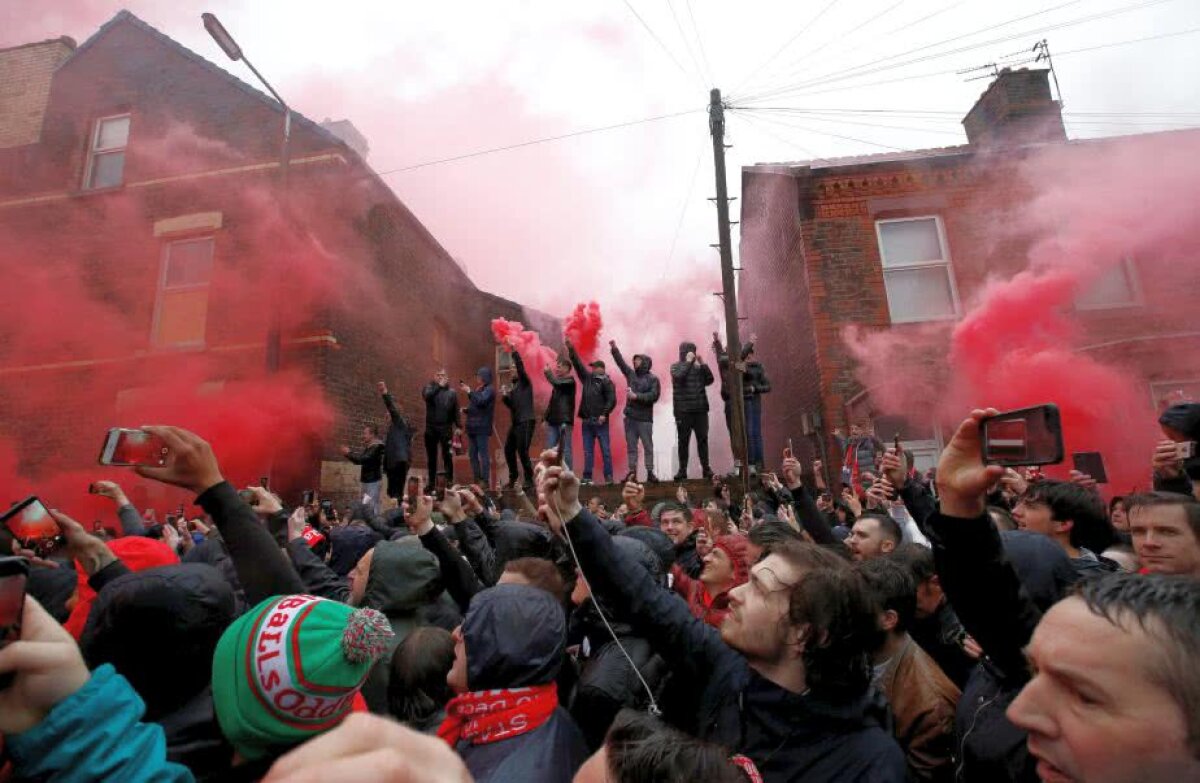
top-left (504, 350), bottom-right (536, 424)
top-left (927, 515), bottom-right (1077, 783)
top-left (423, 381), bottom-right (460, 434)
top-left (80, 564), bottom-right (236, 777)
top-left (64, 536), bottom-right (181, 639)
top-left (669, 342), bottom-right (714, 415)
top-left (567, 344), bottom-right (617, 422)
top-left (457, 584), bottom-right (589, 783)
top-left (611, 345), bottom-right (660, 423)
top-left (382, 391), bottom-right (416, 467)
top-left (466, 367), bottom-right (497, 436)
top-left (345, 440), bottom-right (385, 484)
top-left (543, 364), bottom-right (577, 427)
top-left (327, 524), bottom-right (383, 577)
top-left (566, 508), bottom-right (906, 782)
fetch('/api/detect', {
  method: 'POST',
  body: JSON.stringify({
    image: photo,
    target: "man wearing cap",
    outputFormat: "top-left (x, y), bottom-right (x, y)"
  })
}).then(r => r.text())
top-left (567, 338), bottom-right (617, 486)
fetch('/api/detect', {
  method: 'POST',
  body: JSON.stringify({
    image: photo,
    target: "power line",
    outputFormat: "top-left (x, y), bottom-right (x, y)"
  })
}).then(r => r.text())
top-left (667, 0), bottom-right (710, 87)
top-left (885, 0), bottom-right (969, 36)
top-left (731, 108), bottom-right (907, 151)
top-left (737, 107), bottom-right (964, 136)
top-left (375, 108), bottom-right (701, 175)
top-left (732, 0), bottom-right (841, 94)
top-left (684, 0), bottom-right (715, 86)
top-left (619, 0), bottom-right (703, 87)
top-left (735, 11), bottom-right (1198, 103)
top-left (660, 141), bottom-right (706, 283)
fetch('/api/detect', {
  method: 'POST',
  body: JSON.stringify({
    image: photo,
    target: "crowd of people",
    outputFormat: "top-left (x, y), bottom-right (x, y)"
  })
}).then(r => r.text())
top-left (2, 338), bottom-right (1200, 781)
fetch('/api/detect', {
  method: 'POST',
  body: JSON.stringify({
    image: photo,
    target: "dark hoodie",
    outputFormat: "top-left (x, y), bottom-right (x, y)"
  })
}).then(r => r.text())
top-left (81, 564), bottom-right (237, 777)
top-left (466, 367), bottom-right (497, 436)
top-left (360, 540), bottom-right (461, 714)
top-left (458, 584), bottom-right (589, 783)
top-left (611, 345), bottom-right (661, 423)
top-left (928, 514), bottom-right (1078, 783)
top-left (1158, 402), bottom-right (1200, 487)
top-left (669, 341), bottom-right (714, 415)
top-left (327, 524), bottom-right (383, 576)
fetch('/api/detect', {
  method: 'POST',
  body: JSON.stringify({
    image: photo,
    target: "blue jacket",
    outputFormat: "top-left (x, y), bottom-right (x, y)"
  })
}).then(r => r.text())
top-left (466, 367), bottom-right (497, 436)
top-left (7, 664), bottom-right (195, 782)
top-left (456, 584), bottom-right (588, 783)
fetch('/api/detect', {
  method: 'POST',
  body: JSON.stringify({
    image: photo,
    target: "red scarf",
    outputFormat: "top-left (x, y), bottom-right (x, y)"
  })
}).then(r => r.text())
top-left (438, 683), bottom-right (558, 747)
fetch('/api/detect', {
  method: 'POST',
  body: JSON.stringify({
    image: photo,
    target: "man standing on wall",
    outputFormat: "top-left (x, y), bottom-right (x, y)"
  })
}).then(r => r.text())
top-left (377, 381), bottom-right (414, 500)
top-left (610, 339), bottom-right (660, 483)
top-left (567, 337), bottom-right (617, 486)
top-left (462, 367), bottom-right (496, 487)
top-left (422, 368), bottom-right (460, 485)
top-left (670, 340), bottom-right (715, 481)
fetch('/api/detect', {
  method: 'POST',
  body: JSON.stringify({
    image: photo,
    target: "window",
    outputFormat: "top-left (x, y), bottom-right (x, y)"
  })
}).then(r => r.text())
top-left (153, 237), bottom-right (213, 347)
top-left (875, 216), bottom-right (960, 323)
top-left (84, 115), bottom-right (130, 190)
top-left (1075, 257), bottom-right (1140, 310)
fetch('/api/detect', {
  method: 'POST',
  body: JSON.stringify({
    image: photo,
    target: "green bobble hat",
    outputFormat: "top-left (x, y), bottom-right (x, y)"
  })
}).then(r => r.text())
top-left (212, 594), bottom-right (393, 760)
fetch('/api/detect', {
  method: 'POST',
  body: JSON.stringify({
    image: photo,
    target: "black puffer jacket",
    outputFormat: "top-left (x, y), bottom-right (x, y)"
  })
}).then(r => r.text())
top-left (569, 537), bottom-right (672, 750)
top-left (382, 392), bottom-right (415, 467)
top-left (611, 346), bottom-right (660, 423)
top-left (743, 360), bottom-right (771, 399)
top-left (423, 382), bottom-right (460, 434)
top-left (457, 585), bottom-right (589, 783)
top-left (669, 342), bottom-right (714, 415)
top-left (567, 344), bottom-right (617, 421)
top-left (544, 367), bottom-right (577, 426)
top-left (80, 564), bottom-right (237, 777)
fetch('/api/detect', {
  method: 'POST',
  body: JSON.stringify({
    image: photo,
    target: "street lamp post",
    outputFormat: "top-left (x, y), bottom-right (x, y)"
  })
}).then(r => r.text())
top-left (202, 12), bottom-right (289, 372)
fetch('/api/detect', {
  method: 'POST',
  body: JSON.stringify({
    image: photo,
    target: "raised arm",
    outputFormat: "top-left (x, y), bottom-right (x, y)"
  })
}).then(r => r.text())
top-left (566, 341), bottom-right (590, 382)
top-left (544, 367), bottom-right (573, 387)
top-left (609, 342), bottom-right (633, 380)
top-left (413, 494), bottom-right (481, 613)
top-left (511, 349), bottom-right (530, 386)
top-left (380, 383), bottom-right (410, 428)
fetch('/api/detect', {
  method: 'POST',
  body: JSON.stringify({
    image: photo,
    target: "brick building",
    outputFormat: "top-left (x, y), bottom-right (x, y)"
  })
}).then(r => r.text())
top-left (739, 68), bottom-right (1200, 475)
top-left (0, 11), bottom-right (556, 504)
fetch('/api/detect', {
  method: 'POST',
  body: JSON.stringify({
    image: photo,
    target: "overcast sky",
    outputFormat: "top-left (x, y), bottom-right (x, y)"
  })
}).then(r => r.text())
top-left (5, 0), bottom-right (1199, 312)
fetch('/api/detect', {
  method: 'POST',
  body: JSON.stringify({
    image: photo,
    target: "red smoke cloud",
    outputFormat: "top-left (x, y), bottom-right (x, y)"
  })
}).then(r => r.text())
top-left (563, 302), bottom-right (604, 357)
top-left (847, 131), bottom-right (1200, 491)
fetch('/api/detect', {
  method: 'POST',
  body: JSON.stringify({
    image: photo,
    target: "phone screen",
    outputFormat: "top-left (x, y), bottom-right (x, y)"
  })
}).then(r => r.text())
top-left (406, 477), bottom-right (420, 502)
top-left (302, 490), bottom-right (316, 506)
top-left (0, 558), bottom-right (29, 689)
top-left (435, 476), bottom-right (447, 502)
top-left (982, 404), bottom-right (1064, 467)
top-left (98, 428), bottom-right (169, 467)
top-left (1, 498), bottom-right (63, 558)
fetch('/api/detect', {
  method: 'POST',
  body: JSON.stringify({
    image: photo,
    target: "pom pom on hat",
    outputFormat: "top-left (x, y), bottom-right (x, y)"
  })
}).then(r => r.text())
top-left (342, 607), bottom-right (391, 664)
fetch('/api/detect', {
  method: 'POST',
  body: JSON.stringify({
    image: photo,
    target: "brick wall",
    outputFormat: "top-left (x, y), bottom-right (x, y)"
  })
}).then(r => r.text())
top-left (0, 38), bottom-right (74, 149)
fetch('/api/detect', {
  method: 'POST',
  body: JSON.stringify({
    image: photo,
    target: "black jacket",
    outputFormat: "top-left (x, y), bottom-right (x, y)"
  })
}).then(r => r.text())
top-left (743, 360), bottom-right (771, 399)
top-left (80, 564), bottom-right (237, 777)
top-left (382, 392), bottom-right (415, 467)
top-left (568, 344), bottom-right (617, 422)
top-left (346, 441), bottom-right (385, 483)
top-left (423, 382), bottom-right (460, 434)
top-left (504, 351), bottom-right (536, 425)
top-left (909, 599), bottom-right (976, 691)
top-left (466, 367), bottom-right (497, 436)
top-left (927, 514), bottom-right (1076, 783)
top-left (457, 585), bottom-right (589, 783)
top-left (674, 529), bottom-right (703, 580)
top-left (669, 342), bottom-right (714, 416)
top-left (543, 367), bottom-right (577, 426)
top-left (611, 346), bottom-right (660, 423)
top-left (566, 509), bottom-right (906, 782)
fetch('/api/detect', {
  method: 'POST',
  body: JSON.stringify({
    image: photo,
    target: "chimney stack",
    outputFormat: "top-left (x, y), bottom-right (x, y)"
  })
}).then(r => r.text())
top-left (962, 68), bottom-right (1066, 148)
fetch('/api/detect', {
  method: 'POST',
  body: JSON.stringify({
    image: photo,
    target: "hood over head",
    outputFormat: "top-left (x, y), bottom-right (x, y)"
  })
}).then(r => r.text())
top-left (633, 354), bottom-right (652, 374)
top-left (712, 534), bottom-right (751, 587)
top-left (477, 366), bottom-right (493, 385)
top-left (364, 540), bottom-right (443, 615)
top-left (82, 563), bottom-right (236, 720)
top-left (328, 525), bottom-right (383, 577)
top-left (463, 583), bottom-right (565, 691)
top-left (1000, 529), bottom-right (1078, 612)
top-left (1158, 402), bottom-right (1200, 441)
top-left (493, 519), bottom-right (555, 566)
top-left (678, 342), bottom-right (697, 361)
top-left (619, 526), bottom-right (675, 573)
top-left (64, 535), bottom-right (180, 639)
top-left (27, 565), bottom-right (77, 624)
top-left (740, 342), bottom-right (756, 360)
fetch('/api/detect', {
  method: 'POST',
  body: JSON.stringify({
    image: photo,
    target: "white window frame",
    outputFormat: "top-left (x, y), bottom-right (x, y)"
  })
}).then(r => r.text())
top-left (875, 215), bottom-right (962, 324)
top-left (1074, 256), bottom-right (1142, 311)
top-left (151, 236), bottom-right (214, 349)
top-left (83, 113), bottom-right (131, 190)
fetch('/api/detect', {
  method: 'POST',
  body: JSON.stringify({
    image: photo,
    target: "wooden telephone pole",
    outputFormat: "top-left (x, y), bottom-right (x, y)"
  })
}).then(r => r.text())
top-left (709, 88), bottom-right (749, 486)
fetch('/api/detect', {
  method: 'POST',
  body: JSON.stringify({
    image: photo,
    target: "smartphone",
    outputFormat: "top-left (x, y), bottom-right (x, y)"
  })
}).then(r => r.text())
top-left (1072, 452), bottom-right (1109, 484)
top-left (98, 428), bottom-right (169, 467)
top-left (319, 499), bottom-right (333, 516)
top-left (548, 424), bottom-right (567, 467)
top-left (0, 556), bottom-right (29, 690)
top-left (238, 488), bottom-right (260, 507)
top-left (435, 475), bottom-right (447, 502)
top-left (406, 477), bottom-right (420, 503)
top-left (259, 476), bottom-right (270, 490)
top-left (784, 438), bottom-right (793, 460)
top-left (982, 404), bottom-right (1064, 467)
top-left (1177, 441), bottom-right (1197, 460)
top-left (0, 498), bottom-right (64, 558)
top-left (894, 433), bottom-right (903, 453)
top-left (301, 490), bottom-right (316, 506)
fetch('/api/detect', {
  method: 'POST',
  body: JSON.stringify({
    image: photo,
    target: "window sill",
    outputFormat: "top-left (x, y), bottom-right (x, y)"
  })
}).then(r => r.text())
top-left (72, 184), bottom-right (126, 197)
top-left (888, 313), bottom-right (961, 325)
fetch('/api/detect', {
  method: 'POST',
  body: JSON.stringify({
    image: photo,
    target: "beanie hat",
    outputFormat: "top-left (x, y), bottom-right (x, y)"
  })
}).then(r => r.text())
top-left (211, 594), bottom-right (393, 761)
top-left (713, 535), bottom-right (750, 586)
top-left (741, 342), bottom-right (756, 360)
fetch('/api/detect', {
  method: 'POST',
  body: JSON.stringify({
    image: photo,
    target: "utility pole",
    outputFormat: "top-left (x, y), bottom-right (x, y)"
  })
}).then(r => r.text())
top-left (709, 88), bottom-right (749, 488)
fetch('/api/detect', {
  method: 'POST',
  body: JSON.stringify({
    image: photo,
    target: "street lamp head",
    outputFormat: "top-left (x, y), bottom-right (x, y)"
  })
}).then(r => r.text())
top-left (202, 12), bottom-right (242, 61)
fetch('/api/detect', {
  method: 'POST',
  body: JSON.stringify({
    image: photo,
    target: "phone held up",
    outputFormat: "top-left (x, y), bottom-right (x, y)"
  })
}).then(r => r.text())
top-left (548, 424), bottom-right (568, 467)
top-left (1, 497), bottom-right (64, 559)
top-left (981, 404), bottom-right (1064, 467)
top-left (0, 556), bottom-right (30, 690)
top-left (98, 428), bottom-right (169, 467)
top-left (783, 438), bottom-right (793, 460)
top-left (1072, 451), bottom-right (1109, 484)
